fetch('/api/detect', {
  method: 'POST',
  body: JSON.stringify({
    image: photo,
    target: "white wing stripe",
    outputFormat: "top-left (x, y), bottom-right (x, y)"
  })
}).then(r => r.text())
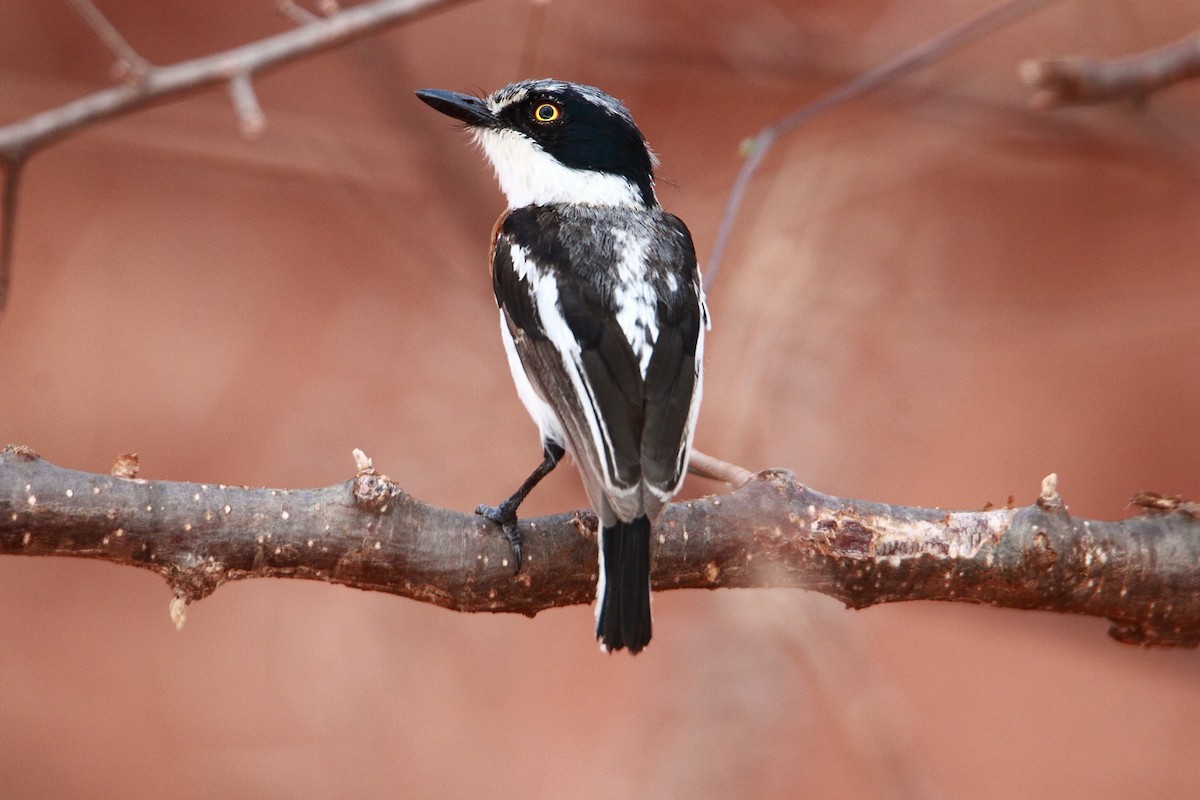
top-left (512, 243), bottom-right (638, 500)
top-left (611, 230), bottom-right (659, 377)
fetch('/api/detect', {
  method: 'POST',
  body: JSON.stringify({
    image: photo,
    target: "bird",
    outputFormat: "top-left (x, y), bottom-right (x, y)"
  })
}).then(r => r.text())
top-left (415, 79), bottom-right (708, 654)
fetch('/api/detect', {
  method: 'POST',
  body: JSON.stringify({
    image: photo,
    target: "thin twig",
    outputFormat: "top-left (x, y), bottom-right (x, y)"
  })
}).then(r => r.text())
top-left (0, 0), bottom-right (470, 160)
top-left (228, 73), bottom-right (267, 137)
top-left (705, 0), bottom-right (1060, 288)
top-left (0, 0), bottom-right (473, 314)
top-left (688, 450), bottom-right (756, 488)
top-left (67, 0), bottom-right (153, 81)
top-left (1021, 32), bottom-right (1200, 109)
top-left (277, 0), bottom-right (321, 25)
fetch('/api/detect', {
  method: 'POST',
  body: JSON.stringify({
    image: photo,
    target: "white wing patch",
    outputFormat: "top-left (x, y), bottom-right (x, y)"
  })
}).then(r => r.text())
top-left (611, 230), bottom-right (659, 377)
top-left (507, 243), bottom-right (638, 508)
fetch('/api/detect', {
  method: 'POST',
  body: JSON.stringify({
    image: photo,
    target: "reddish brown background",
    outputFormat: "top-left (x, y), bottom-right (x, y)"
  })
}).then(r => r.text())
top-left (2, 1), bottom-right (1200, 797)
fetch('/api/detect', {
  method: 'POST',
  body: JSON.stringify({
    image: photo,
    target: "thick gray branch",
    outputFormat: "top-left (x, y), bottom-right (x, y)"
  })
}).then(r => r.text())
top-left (3, 445), bottom-right (1199, 647)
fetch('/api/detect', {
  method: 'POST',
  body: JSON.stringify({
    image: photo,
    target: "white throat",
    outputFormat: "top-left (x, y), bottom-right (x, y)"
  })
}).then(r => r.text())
top-left (475, 128), bottom-right (649, 209)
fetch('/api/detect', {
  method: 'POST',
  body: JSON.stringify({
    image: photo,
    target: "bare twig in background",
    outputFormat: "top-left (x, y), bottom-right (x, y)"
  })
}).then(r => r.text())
top-left (705, 0), bottom-right (1059, 288)
top-left (278, 0), bottom-right (322, 26)
top-left (227, 73), bottom-right (267, 137)
top-left (67, 0), bottom-right (153, 82)
top-left (4, 445), bottom-right (1200, 647)
top-left (0, 0), bottom-right (468, 158)
top-left (0, 0), bottom-right (474, 313)
top-left (1022, 32), bottom-right (1200, 109)
top-left (688, 450), bottom-right (756, 488)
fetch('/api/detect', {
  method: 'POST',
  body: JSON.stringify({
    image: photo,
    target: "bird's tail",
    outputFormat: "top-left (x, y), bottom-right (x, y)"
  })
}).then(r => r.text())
top-left (596, 515), bottom-right (652, 654)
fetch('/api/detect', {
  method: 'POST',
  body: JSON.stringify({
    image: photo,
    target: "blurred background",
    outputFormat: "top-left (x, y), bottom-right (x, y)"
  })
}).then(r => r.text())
top-left (2, 0), bottom-right (1199, 797)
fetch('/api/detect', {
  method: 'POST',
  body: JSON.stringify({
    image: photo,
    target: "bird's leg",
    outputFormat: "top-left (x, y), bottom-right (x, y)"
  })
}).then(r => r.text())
top-left (476, 442), bottom-right (564, 572)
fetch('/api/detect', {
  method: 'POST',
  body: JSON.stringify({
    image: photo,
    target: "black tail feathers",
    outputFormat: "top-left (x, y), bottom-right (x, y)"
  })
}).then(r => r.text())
top-left (597, 516), bottom-right (652, 654)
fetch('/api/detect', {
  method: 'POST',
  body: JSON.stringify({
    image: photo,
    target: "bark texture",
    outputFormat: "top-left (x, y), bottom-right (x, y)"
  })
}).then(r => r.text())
top-left (3, 445), bottom-right (1199, 646)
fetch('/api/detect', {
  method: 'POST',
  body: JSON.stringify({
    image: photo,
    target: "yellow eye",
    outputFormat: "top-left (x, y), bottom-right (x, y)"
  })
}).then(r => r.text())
top-left (533, 102), bottom-right (561, 123)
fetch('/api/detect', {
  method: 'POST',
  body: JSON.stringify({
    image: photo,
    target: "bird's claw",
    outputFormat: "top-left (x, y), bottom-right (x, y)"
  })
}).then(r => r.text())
top-left (475, 503), bottom-right (523, 574)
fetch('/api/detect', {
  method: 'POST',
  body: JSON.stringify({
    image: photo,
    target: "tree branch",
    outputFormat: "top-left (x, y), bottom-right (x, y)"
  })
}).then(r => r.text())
top-left (227, 73), bottom-right (267, 137)
top-left (67, 0), bottom-right (154, 82)
top-left (0, 0), bottom-right (469, 160)
top-left (0, 0), bottom-right (473, 312)
top-left (705, 0), bottom-right (1061, 288)
top-left (687, 449), bottom-right (756, 488)
top-left (1021, 32), bottom-right (1200, 109)
top-left (3, 445), bottom-right (1199, 647)
top-left (278, 1), bottom-right (323, 27)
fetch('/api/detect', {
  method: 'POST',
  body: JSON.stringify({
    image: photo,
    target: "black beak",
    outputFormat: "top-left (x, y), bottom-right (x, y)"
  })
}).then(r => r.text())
top-left (415, 89), bottom-right (496, 128)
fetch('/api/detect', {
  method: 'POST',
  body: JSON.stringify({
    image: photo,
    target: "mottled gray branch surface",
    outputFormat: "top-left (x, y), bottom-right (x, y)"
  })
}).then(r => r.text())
top-left (3, 445), bottom-right (1200, 647)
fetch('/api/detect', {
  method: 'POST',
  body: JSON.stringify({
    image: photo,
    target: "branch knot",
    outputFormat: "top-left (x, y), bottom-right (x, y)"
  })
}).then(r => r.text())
top-left (351, 448), bottom-right (402, 510)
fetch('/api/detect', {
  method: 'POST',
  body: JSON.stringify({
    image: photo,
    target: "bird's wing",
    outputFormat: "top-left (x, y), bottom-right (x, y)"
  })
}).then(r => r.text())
top-left (491, 209), bottom-right (645, 520)
top-left (639, 212), bottom-right (705, 512)
top-left (491, 207), bottom-right (705, 522)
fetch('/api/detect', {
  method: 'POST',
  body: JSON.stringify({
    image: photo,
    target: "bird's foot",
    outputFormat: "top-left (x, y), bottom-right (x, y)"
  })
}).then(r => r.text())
top-left (475, 502), bottom-right (523, 573)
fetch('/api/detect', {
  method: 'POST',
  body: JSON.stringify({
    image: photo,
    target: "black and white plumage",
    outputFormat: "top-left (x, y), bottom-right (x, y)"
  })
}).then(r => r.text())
top-left (416, 79), bottom-right (708, 653)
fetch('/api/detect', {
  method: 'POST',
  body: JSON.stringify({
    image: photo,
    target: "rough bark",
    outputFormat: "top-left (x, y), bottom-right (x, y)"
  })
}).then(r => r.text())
top-left (3, 445), bottom-right (1199, 647)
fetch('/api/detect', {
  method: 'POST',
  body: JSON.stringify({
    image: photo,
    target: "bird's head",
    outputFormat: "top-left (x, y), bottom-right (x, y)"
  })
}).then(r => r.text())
top-left (416, 79), bottom-right (658, 210)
